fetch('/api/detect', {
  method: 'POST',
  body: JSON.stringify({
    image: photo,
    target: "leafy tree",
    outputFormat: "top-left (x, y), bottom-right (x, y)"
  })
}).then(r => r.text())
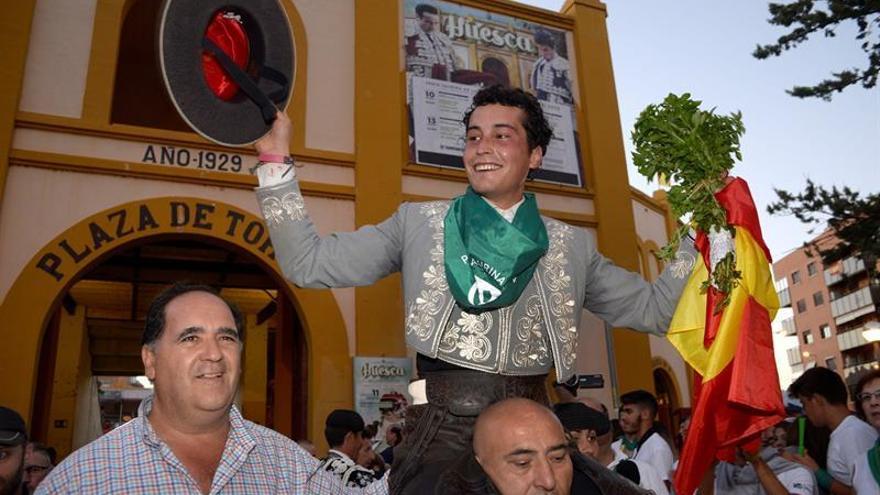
top-left (753, 0), bottom-right (880, 100)
top-left (767, 180), bottom-right (880, 284)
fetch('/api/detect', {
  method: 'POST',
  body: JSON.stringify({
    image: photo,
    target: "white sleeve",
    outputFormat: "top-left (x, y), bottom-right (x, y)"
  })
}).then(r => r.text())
top-left (852, 454), bottom-right (880, 495)
top-left (256, 162), bottom-right (294, 187)
top-left (828, 423), bottom-right (878, 484)
top-left (634, 460), bottom-right (669, 495)
top-left (639, 438), bottom-right (674, 481)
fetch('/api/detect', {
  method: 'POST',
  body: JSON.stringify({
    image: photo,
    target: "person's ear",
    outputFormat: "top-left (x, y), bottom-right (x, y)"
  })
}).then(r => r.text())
top-left (528, 145), bottom-right (543, 171)
top-left (142, 345), bottom-right (156, 381)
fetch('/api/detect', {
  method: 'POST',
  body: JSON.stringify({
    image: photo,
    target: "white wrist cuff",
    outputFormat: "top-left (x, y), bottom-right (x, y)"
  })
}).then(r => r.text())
top-left (256, 162), bottom-right (295, 187)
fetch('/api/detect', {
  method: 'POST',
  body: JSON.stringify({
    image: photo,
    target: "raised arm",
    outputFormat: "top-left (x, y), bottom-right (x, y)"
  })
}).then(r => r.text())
top-left (253, 112), bottom-right (404, 289)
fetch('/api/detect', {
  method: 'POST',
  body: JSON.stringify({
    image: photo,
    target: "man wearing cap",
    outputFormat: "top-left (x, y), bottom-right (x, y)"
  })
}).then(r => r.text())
top-left (37, 283), bottom-right (386, 494)
top-left (253, 84), bottom-right (696, 492)
top-left (0, 407), bottom-right (27, 495)
top-left (318, 410), bottom-right (378, 488)
top-left (555, 402), bottom-right (668, 495)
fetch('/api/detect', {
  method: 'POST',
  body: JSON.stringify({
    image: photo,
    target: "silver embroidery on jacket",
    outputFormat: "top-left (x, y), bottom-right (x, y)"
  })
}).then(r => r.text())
top-left (261, 192), bottom-right (306, 226)
top-left (405, 202), bottom-right (449, 341)
top-left (512, 294), bottom-right (551, 368)
top-left (439, 312), bottom-right (493, 363)
top-left (670, 250), bottom-right (696, 280)
top-left (541, 222), bottom-right (577, 369)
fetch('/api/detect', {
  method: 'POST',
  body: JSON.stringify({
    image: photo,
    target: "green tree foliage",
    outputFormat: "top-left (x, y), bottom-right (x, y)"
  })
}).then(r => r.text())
top-left (767, 180), bottom-right (880, 282)
top-left (632, 93), bottom-right (745, 310)
top-left (753, 0), bottom-right (880, 100)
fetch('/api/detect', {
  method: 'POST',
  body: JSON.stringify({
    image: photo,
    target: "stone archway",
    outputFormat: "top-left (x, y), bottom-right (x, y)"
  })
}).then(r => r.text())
top-left (0, 197), bottom-right (351, 445)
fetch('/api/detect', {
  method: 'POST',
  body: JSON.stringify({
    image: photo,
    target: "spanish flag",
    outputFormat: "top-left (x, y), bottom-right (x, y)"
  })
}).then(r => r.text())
top-left (669, 178), bottom-right (785, 495)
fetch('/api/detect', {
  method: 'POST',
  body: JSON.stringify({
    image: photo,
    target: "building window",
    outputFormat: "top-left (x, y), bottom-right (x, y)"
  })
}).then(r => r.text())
top-left (813, 292), bottom-right (824, 306)
top-left (820, 324), bottom-right (832, 339)
top-left (803, 330), bottom-right (813, 345)
top-left (791, 271), bottom-right (802, 284)
top-left (797, 299), bottom-right (807, 313)
top-left (825, 357), bottom-right (837, 370)
top-left (111, 0), bottom-right (190, 131)
top-left (807, 262), bottom-right (817, 276)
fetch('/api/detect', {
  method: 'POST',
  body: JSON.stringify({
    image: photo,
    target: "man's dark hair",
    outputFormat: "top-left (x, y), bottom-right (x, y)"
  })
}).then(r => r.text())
top-left (534, 30), bottom-right (555, 48)
top-left (462, 85), bottom-right (554, 155)
top-left (142, 282), bottom-right (245, 346)
top-left (324, 409), bottom-right (365, 448)
top-left (415, 4), bottom-right (439, 17)
top-left (619, 390), bottom-right (658, 418)
top-left (788, 367), bottom-right (848, 405)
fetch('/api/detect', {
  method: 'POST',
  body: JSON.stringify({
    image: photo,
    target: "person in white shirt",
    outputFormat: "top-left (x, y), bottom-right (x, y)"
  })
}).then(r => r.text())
top-left (785, 367), bottom-right (878, 494)
top-left (712, 425), bottom-right (816, 495)
top-left (612, 390), bottom-right (674, 488)
top-left (555, 400), bottom-right (669, 495)
top-left (851, 369), bottom-right (880, 494)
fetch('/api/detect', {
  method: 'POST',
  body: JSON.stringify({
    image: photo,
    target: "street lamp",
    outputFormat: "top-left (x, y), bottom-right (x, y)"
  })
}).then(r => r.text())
top-left (862, 320), bottom-right (880, 343)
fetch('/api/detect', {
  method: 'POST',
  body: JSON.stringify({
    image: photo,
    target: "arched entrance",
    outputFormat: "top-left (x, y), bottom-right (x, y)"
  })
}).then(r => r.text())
top-left (652, 361), bottom-right (681, 447)
top-left (0, 197), bottom-right (351, 456)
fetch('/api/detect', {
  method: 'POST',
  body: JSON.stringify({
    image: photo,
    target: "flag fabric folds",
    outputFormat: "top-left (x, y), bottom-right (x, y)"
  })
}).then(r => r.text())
top-left (668, 178), bottom-right (784, 495)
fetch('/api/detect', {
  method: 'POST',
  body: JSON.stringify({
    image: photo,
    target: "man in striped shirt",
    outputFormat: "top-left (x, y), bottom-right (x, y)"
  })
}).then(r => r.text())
top-left (38, 283), bottom-right (386, 494)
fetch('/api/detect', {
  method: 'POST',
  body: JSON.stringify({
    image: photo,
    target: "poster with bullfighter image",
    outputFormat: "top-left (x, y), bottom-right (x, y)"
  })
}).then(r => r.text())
top-left (404, 0), bottom-right (584, 187)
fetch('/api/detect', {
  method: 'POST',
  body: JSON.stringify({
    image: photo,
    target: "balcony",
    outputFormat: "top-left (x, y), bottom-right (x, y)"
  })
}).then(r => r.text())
top-left (843, 360), bottom-right (880, 379)
top-left (838, 326), bottom-right (874, 351)
top-left (777, 288), bottom-right (791, 308)
top-left (774, 278), bottom-right (791, 307)
top-left (781, 317), bottom-right (797, 336)
top-left (831, 286), bottom-right (877, 325)
top-left (786, 347), bottom-right (802, 366)
top-left (824, 257), bottom-right (867, 287)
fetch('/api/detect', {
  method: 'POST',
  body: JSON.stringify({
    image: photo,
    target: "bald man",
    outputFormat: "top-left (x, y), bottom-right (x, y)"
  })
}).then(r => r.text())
top-left (473, 398), bottom-right (573, 495)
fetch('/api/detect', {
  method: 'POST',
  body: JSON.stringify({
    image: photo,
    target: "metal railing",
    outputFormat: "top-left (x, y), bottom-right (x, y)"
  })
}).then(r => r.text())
top-left (843, 360), bottom-right (880, 378)
top-left (825, 257), bottom-right (866, 286)
top-left (831, 286), bottom-right (877, 325)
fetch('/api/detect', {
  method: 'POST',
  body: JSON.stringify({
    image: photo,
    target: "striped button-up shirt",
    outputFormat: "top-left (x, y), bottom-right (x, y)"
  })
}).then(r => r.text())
top-left (37, 396), bottom-right (388, 494)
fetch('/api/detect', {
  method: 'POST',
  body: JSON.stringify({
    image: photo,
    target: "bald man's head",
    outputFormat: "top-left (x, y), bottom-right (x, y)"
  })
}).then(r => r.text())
top-left (473, 398), bottom-right (572, 495)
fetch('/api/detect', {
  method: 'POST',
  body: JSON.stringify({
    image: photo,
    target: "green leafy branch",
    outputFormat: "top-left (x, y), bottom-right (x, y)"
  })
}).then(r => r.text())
top-left (632, 93), bottom-right (745, 311)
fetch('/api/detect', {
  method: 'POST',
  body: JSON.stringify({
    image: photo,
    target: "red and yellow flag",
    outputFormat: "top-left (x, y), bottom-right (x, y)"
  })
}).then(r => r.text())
top-left (668, 178), bottom-right (785, 495)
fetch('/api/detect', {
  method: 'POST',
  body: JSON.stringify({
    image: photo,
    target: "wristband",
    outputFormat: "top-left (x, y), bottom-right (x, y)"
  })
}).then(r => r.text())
top-left (814, 468), bottom-right (832, 490)
top-left (258, 153), bottom-right (294, 165)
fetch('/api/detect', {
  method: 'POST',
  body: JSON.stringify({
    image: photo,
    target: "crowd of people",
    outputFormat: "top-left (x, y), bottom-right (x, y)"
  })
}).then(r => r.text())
top-left (2, 286), bottom-right (880, 494)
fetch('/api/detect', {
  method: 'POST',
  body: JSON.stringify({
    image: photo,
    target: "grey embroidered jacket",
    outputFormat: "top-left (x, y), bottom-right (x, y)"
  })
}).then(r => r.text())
top-left (256, 180), bottom-right (696, 381)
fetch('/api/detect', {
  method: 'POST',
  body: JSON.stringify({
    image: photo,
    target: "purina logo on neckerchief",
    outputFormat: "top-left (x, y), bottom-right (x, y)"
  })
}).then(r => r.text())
top-left (467, 275), bottom-right (502, 306)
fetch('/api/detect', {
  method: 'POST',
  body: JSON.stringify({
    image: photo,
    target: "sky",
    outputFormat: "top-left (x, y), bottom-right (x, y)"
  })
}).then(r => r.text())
top-left (520, 0), bottom-right (879, 261)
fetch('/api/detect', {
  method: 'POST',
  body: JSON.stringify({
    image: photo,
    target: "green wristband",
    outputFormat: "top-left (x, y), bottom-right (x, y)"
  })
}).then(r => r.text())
top-left (814, 468), bottom-right (833, 491)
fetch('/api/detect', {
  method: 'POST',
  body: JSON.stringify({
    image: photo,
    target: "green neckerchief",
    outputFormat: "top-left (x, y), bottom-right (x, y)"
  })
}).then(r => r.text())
top-left (621, 437), bottom-right (639, 453)
top-left (869, 438), bottom-right (880, 487)
top-left (443, 187), bottom-right (548, 313)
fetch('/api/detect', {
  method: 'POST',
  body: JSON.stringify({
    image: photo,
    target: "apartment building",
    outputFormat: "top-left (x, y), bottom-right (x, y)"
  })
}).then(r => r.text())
top-left (773, 234), bottom-right (880, 389)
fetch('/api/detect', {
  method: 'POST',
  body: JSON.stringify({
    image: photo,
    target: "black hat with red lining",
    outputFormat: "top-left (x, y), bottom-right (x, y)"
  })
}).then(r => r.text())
top-left (158, 0), bottom-right (295, 146)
